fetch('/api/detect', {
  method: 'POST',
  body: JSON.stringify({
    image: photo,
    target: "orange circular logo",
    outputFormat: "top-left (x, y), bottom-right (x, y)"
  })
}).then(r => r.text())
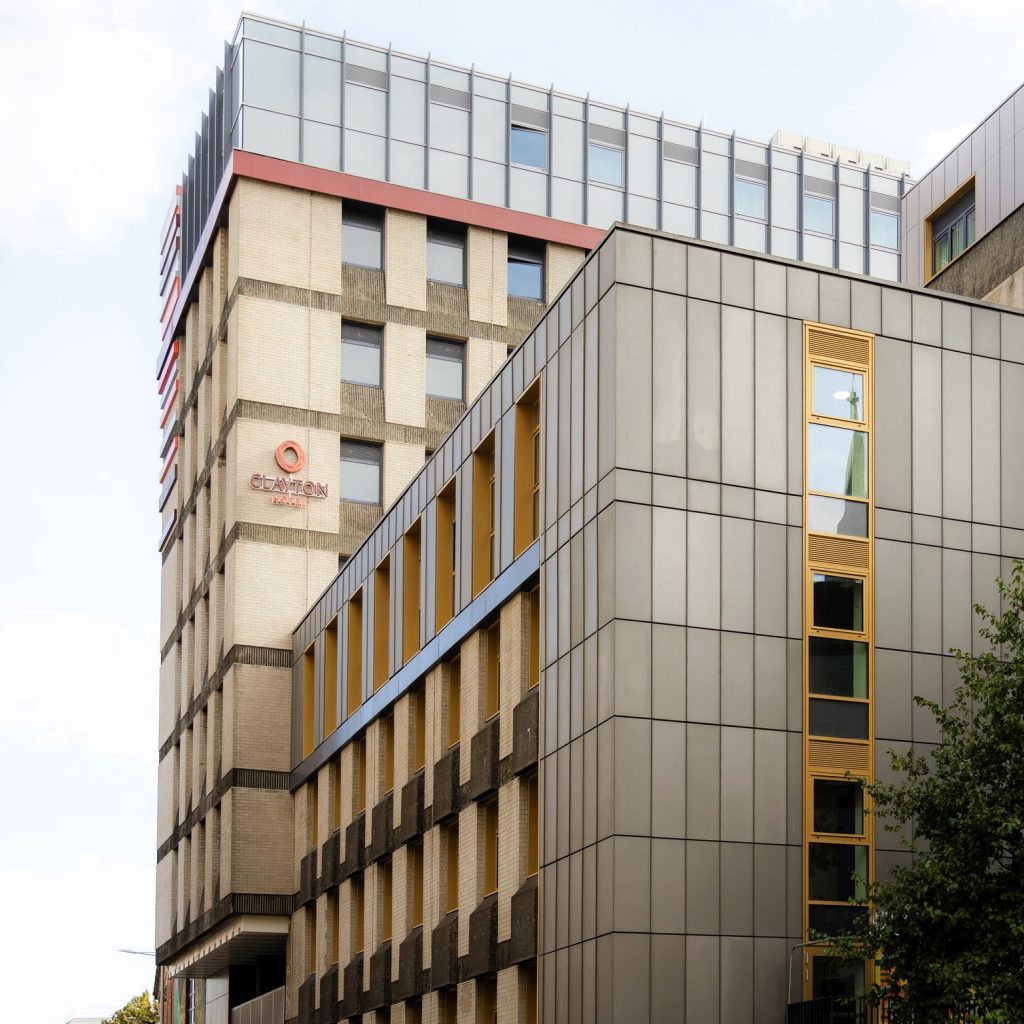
top-left (275, 440), bottom-right (306, 474)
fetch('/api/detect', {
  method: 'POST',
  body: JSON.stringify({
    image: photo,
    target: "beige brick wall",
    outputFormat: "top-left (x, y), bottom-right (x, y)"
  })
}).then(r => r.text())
top-left (545, 241), bottom-right (585, 301)
top-left (155, 849), bottom-right (175, 947)
top-left (467, 227), bottom-right (508, 326)
top-left (311, 193), bottom-right (343, 294)
top-left (383, 440), bottom-right (425, 509)
top-left (383, 323), bottom-right (427, 428)
top-left (229, 788), bottom-right (294, 894)
top-left (465, 337), bottom-right (507, 406)
top-left (985, 265), bottom-right (1024, 308)
top-left (384, 210), bottom-right (426, 310)
top-left (232, 178), bottom-right (315, 291)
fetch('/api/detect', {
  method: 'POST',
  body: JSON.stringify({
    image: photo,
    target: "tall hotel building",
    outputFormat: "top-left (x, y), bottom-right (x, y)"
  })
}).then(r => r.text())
top-left (155, 13), bottom-right (1024, 1024)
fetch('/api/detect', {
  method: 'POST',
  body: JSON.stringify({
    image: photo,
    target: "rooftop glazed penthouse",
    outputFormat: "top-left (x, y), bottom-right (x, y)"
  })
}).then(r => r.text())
top-left (178, 13), bottom-right (912, 291)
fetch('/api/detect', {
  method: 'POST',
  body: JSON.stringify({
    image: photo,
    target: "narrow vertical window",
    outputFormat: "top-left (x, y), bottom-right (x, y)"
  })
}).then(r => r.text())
top-left (380, 858), bottom-right (393, 941)
top-left (526, 773), bottom-right (539, 877)
top-left (332, 758), bottom-right (341, 831)
top-left (342, 203), bottom-right (383, 270)
top-left (383, 712), bottom-right (395, 795)
top-left (413, 689), bottom-right (426, 771)
top-left (346, 590), bottom-right (363, 716)
top-left (483, 798), bottom-right (498, 895)
top-left (329, 892), bottom-right (339, 964)
top-left (301, 644), bottom-right (315, 759)
top-left (486, 622), bottom-right (500, 720)
top-left (508, 236), bottom-right (544, 301)
top-left (528, 586), bottom-right (540, 689)
top-left (514, 381), bottom-right (541, 556)
top-left (472, 433), bottom-right (496, 596)
top-left (403, 521), bottom-right (421, 664)
top-left (323, 617), bottom-right (338, 736)
top-left (444, 821), bottom-right (460, 913)
top-left (308, 779), bottom-right (318, 849)
top-left (447, 658), bottom-right (461, 749)
top-left (355, 735), bottom-right (367, 814)
top-left (409, 840), bottom-right (424, 927)
top-left (373, 555), bottom-right (390, 691)
top-left (435, 479), bottom-right (457, 631)
top-left (306, 905), bottom-right (316, 972)
top-left (352, 875), bottom-right (365, 953)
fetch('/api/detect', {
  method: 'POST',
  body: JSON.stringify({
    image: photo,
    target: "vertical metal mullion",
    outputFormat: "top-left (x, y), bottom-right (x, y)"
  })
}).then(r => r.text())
top-left (656, 114), bottom-right (664, 232)
top-left (546, 84), bottom-right (553, 218)
top-left (729, 129), bottom-right (736, 248)
top-left (866, 167), bottom-right (874, 278)
top-left (385, 45), bottom-right (392, 183)
top-left (623, 104), bottom-right (630, 223)
top-left (798, 146), bottom-right (805, 263)
top-left (767, 144), bottom-right (775, 255)
top-left (340, 33), bottom-right (347, 173)
top-left (505, 76), bottom-right (512, 210)
top-left (468, 65), bottom-right (475, 201)
top-left (696, 121), bottom-right (703, 241)
top-left (298, 23), bottom-right (305, 164)
top-left (425, 55), bottom-right (432, 192)
top-left (582, 94), bottom-right (590, 226)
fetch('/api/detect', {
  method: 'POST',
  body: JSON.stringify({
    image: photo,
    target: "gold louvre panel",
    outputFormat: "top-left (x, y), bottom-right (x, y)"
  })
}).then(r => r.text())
top-left (808, 738), bottom-right (871, 774)
top-left (808, 533), bottom-right (870, 570)
top-left (807, 325), bottom-right (871, 367)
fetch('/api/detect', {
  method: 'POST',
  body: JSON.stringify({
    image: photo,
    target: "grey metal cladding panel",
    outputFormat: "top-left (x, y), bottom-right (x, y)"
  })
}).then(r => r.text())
top-left (819, 274), bottom-right (851, 328)
top-left (786, 319), bottom-right (804, 497)
top-left (911, 653), bottom-right (943, 745)
top-left (651, 721), bottom-right (686, 838)
top-left (881, 288), bottom-right (912, 341)
top-left (558, 343), bottom-right (572, 517)
top-left (721, 307), bottom-right (755, 487)
top-left (652, 507), bottom-right (686, 625)
top-left (911, 543), bottom-right (942, 654)
top-left (652, 623), bottom-right (687, 722)
top-left (686, 299), bottom-right (722, 482)
top-left (613, 619), bottom-right (651, 717)
top-left (721, 631), bottom-right (754, 728)
top-left (875, 539), bottom-right (911, 651)
top-left (614, 285), bottom-right (653, 472)
top-left (612, 835), bottom-right (651, 933)
top-left (721, 846), bottom-right (755, 938)
top-left (584, 311), bottom-right (599, 494)
top-left (972, 553), bottom-right (1002, 654)
top-left (570, 329), bottom-right (585, 506)
top-left (753, 727), bottom-right (787, 845)
top-left (720, 726), bottom-right (754, 842)
top-left (651, 935), bottom-right (685, 1022)
top-left (1001, 362), bottom-right (1024, 529)
top-left (652, 292), bottom-right (686, 479)
top-left (942, 547), bottom-right (973, 653)
top-left (753, 843), bottom-right (788, 937)
top-left (754, 522), bottom-right (787, 640)
top-left (686, 513), bottom-right (721, 631)
top-left (544, 355), bottom-right (559, 531)
top-left (721, 517), bottom-right (754, 633)
top-left (874, 335), bottom-right (912, 511)
top-left (875, 648), bottom-right (912, 743)
top-left (685, 839), bottom-right (720, 933)
top-left (597, 290), bottom-right (617, 481)
top-left (686, 935), bottom-right (720, 1021)
top-left (614, 501), bottom-right (652, 621)
top-left (686, 723), bottom-right (720, 839)
top-left (911, 345), bottom-right (942, 517)
top-left (752, 313), bottom-right (788, 494)
top-left (942, 350), bottom-right (972, 522)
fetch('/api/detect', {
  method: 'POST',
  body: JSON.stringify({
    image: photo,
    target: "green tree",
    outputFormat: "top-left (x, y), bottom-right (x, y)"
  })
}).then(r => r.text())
top-left (102, 991), bottom-right (159, 1024)
top-left (829, 562), bottom-right (1024, 1023)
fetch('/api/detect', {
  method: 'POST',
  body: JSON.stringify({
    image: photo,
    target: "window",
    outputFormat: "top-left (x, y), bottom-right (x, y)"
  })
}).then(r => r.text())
top-left (526, 773), bottom-right (539, 876)
top-left (812, 574), bottom-right (864, 633)
top-left (380, 858), bottom-right (393, 941)
top-left (807, 424), bottom-right (868, 499)
top-left (301, 644), bottom-right (315, 759)
top-left (486, 622), bottom-right (500, 720)
top-left (341, 322), bottom-right (382, 387)
top-left (735, 178), bottom-right (766, 220)
top-left (808, 843), bottom-right (867, 903)
top-left (324, 618), bottom-right (338, 735)
top-left (354, 734), bottom-right (367, 813)
top-left (447, 658), bottom-right (461, 749)
top-left (426, 337), bottom-right (465, 401)
top-left (803, 194), bottom-right (834, 235)
top-left (409, 840), bottom-right (424, 927)
top-left (332, 758), bottom-right (341, 831)
top-left (373, 556), bottom-right (390, 691)
top-left (813, 779), bottom-right (865, 836)
top-left (306, 905), bottom-right (316, 971)
top-left (476, 977), bottom-right (497, 1024)
top-left (443, 821), bottom-right (459, 912)
top-left (929, 185), bottom-right (975, 275)
top-left (427, 220), bottom-right (466, 286)
top-left (812, 366), bottom-right (865, 422)
top-left (508, 237), bottom-right (544, 301)
top-left (870, 210), bottom-right (899, 250)
top-left (472, 434), bottom-right (496, 596)
top-left (352, 875), bottom-right (365, 953)
top-left (383, 711), bottom-right (395, 794)
top-left (441, 989), bottom-right (458, 1024)
top-left (809, 697), bottom-right (868, 739)
top-left (588, 142), bottom-right (623, 187)
top-left (340, 440), bottom-right (381, 505)
top-left (413, 689), bottom-right (426, 771)
top-left (403, 521), bottom-right (421, 665)
top-left (342, 203), bottom-right (383, 269)
top-left (436, 479), bottom-right (457, 631)
top-left (483, 798), bottom-right (498, 895)
top-left (308, 779), bottom-right (319, 849)
top-left (346, 591), bottom-right (363, 716)
top-left (523, 963), bottom-right (538, 1024)
top-left (511, 125), bottom-right (546, 169)
top-left (329, 891), bottom-right (339, 964)
top-left (808, 637), bottom-right (868, 698)
top-left (514, 383), bottom-right (541, 555)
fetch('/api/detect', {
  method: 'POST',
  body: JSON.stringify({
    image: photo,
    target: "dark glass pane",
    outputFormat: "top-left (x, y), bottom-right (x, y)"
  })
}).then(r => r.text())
top-left (809, 698), bottom-right (868, 739)
top-left (966, 207), bottom-right (976, 245)
top-left (813, 779), bottom-right (864, 835)
top-left (809, 638), bottom-right (868, 698)
top-left (812, 959), bottom-right (865, 999)
top-left (812, 575), bottom-right (864, 632)
top-left (809, 843), bottom-right (867, 902)
top-left (808, 495), bottom-right (868, 537)
top-left (808, 424), bottom-right (868, 498)
top-left (808, 903), bottom-right (868, 937)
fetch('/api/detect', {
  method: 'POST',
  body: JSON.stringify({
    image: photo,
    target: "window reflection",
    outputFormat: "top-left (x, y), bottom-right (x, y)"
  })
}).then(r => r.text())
top-left (808, 495), bottom-right (867, 537)
top-left (812, 574), bottom-right (864, 632)
top-left (808, 424), bottom-right (868, 499)
top-left (808, 637), bottom-right (868, 698)
top-left (813, 779), bottom-right (864, 835)
top-left (809, 843), bottom-right (867, 902)
top-left (812, 366), bottom-right (864, 422)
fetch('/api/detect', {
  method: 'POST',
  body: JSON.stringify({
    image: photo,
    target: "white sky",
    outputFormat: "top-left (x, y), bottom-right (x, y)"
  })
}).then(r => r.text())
top-left (0, 1), bottom-right (1019, 1020)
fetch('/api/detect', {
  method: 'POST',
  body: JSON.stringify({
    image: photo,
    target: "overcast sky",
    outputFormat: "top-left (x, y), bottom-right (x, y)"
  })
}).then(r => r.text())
top-left (0, 1), bottom-right (1020, 1021)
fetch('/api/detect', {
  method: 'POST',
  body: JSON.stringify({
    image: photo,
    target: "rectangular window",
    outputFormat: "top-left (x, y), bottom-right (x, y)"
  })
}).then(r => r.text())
top-left (403, 521), bottom-right (422, 665)
top-left (435, 479), bottom-right (457, 631)
top-left (508, 237), bottom-right (544, 301)
top-left (472, 434), bottom-right (496, 596)
top-left (342, 203), bottom-right (383, 269)
top-left (511, 125), bottom-right (547, 169)
top-left (340, 440), bottom-right (382, 505)
top-left (524, 963), bottom-right (538, 1024)
top-left (323, 618), bottom-right (338, 736)
top-left (444, 821), bottom-right (459, 913)
top-left (373, 556), bottom-right (390, 691)
top-left (308, 779), bottom-right (319, 849)
top-left (589, 142), bottom-right (623, 187)
top-left (807, 495), bottom-right (867, 538)
top-left (380, 858), bottom-right (393, 941)
top-left (352, 875), bottom-right (365, 953)
top-left (346, 591), bottom-right (363, 716)
top-left (809, 697), bottom-right (868, 739)
top-left (486, 622), bottom-right (500, 720)
top-left (870, 210), bottom-right (899, 250)
top-left (355, 734), bottom-right (367, 814)
top-left (414, 689), bottom-right (426, 771)
top-left (528, 586), bottom-right (540, 688)
top-left (807, 424), bottom-right (868, 499)
top-left (427, 220), bottom-right (466, 286)
top-left (808, 843), bottom-right (867, 903)
top-left (306, 905), bottom-right (316, 972)
top-left (341, 322), bottom-right (382, 388)
top-left (514, 383), bottom-right (541, 555)
top-left (301, 644), bottom-right (315, 759)
top-left (476, 977), bottom-right (497, 1024)
top-left (735, 178), bottom-right (766, 220)
top-left (813, 779), bottom-right (865, 835)
top-left (483, 798), bottom-right (498, 895)
top-left (929, 185), bottom-right (975, 275)
top-left (426, 336), bottom-right (465, 401)
top-left (333, 758), bottom-right (341, 831)
top-left (447, 658), bottom-right (461, 749)
top-left (812, 366), bottom-right (865, 423)
top-left (526, 773), bottom-right (539, 876)
top-left (409, 840), bottom-right (424, 927)
top-left (329, 891), bottom-right (339, 964)
top-left (804, 194), bottom-right (834, 235)
top-left (383, 711), bottom-right (395, 794)
top-left (812, 574), bottom-right (864, 633)
top-left (441, 989), bottom-right (458, 1024)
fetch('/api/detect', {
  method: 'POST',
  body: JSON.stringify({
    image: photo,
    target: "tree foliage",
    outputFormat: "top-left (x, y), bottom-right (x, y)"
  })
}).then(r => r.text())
top-left (830, 562), bottom-right (1024, 1023)
top-left (102, 991), bottom-right (159, 1024)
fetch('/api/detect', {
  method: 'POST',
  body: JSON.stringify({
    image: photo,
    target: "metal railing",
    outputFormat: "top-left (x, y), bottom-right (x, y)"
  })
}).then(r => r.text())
top-left (229, 986), bottom-right (285, 1024)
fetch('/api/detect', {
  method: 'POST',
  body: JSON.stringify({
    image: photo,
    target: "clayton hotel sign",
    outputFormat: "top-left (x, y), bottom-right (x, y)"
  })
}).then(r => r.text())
top-left (250, 441), bottom-right (329, 508)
